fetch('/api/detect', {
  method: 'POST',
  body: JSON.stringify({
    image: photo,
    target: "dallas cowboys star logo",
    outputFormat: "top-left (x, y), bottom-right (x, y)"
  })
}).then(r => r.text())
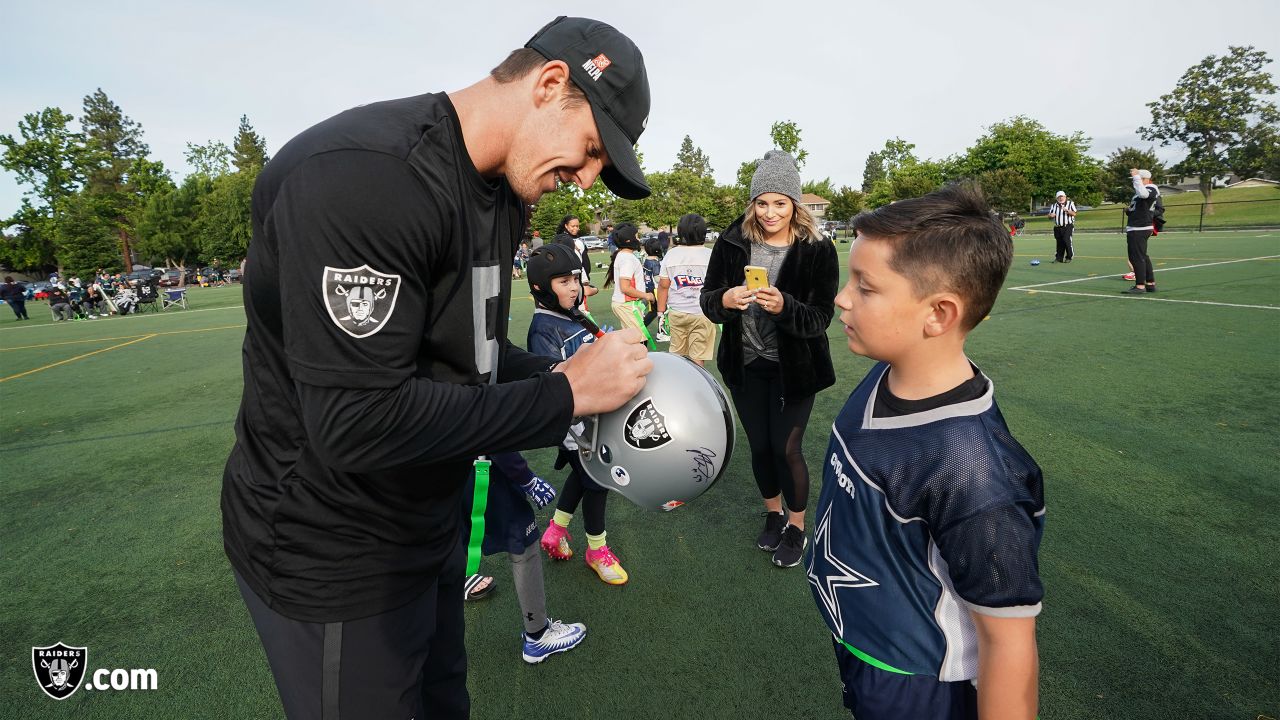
top-left (806, 503), bottom-right (880, 637)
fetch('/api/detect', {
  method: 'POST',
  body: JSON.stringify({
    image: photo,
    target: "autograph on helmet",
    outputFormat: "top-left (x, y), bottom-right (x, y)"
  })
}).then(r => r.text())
top-left (687, 447), bottom-right (718, 484)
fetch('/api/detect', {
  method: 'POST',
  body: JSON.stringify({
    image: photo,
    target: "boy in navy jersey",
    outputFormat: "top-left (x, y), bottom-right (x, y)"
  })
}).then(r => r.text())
top-left (807, 183), bottom-right (1044, 719)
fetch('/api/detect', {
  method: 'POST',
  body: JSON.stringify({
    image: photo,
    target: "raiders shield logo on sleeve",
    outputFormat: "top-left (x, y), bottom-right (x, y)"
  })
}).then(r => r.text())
top-left (322, 265), bottom-right (402, 338)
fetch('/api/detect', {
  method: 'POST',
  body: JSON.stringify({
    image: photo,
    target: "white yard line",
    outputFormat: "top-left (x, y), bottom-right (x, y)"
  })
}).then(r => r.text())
top-left (1010, 255), bottom-right (1280, 290)
top-left (1010, 288), bottom-right (1279, 310)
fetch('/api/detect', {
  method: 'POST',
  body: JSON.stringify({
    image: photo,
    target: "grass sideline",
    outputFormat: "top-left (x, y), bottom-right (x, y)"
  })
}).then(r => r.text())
top-left (2, 231), bottom-right (1278, 719)
top-left (1019, 184), bottom-right (1280, 233)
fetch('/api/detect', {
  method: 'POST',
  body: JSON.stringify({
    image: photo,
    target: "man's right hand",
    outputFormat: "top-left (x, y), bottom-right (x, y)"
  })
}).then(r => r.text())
top-left (556, 328), bottom-right (653, 416)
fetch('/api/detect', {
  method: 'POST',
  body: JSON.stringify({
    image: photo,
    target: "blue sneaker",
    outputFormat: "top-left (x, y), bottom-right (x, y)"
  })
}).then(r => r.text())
top-left (521, 618), bottom-right (586, 664)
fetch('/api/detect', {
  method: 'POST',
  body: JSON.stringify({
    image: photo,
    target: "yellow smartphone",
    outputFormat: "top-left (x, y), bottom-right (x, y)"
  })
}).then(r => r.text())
top-left (744, 265), bottom-right (769, 291)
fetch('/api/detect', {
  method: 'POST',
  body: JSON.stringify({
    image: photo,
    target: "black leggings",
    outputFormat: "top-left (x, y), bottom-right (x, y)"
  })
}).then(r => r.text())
top-left (730, 358), bottom-right (816, 514)
top-left (1126, 230), bottom-right (1155, 285)
top-left (554, 451), bottom-right (608, 535)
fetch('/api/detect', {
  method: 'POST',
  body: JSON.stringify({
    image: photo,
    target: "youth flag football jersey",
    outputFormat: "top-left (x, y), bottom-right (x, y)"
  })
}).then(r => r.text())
top-left (806, 363), bottom-right (1045, 681)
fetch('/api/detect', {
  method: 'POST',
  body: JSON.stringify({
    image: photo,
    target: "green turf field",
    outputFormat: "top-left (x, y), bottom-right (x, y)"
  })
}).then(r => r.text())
top-left (3, 230), bottom-right (1278, 719)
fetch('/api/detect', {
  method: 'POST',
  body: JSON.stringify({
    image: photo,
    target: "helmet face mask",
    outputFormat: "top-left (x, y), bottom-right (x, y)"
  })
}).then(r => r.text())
top-left (570, 353), bottom-right (736, 511)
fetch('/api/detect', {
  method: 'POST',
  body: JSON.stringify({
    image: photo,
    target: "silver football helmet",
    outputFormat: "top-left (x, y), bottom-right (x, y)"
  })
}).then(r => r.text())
top-left (570, 352), bottom-right (736, 511)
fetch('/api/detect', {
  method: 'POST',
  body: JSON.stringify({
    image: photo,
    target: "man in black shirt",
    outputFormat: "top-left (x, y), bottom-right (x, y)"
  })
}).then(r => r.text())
top-left (223, 17), bottom-right (653, 719)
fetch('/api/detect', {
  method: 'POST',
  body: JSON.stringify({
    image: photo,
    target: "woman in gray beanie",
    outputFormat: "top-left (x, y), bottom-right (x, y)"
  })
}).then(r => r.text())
top-left (699, 150), bottom-right (839, 568)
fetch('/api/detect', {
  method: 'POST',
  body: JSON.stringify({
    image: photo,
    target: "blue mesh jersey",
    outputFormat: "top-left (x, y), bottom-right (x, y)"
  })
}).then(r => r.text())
top-left (527, 308), bottom-right (594, 360)
top-left (806, 362), bottom-right (1045, 682)
top-left (527, 308), bottom-right (595, 452)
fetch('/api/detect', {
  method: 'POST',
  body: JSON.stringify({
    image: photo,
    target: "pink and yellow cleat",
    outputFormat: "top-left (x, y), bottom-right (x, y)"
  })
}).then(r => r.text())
top-left (584, 545), bottom-right (628, 585)
top-left (540, 521), bottom-right (573, 560)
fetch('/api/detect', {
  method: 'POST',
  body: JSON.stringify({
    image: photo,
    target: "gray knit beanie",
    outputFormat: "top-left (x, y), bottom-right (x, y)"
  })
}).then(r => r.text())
top-left (749, 150), bottom-right (803, 205)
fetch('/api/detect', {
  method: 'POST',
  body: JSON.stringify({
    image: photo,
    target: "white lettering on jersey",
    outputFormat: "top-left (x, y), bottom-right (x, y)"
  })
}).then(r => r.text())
top-left (472, 265), bottom-right (501, 375)
top-left (829, 452), bottom-right (856, 501)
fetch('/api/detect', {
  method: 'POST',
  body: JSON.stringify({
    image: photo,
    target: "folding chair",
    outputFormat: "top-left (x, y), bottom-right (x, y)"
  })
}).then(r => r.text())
top-left (136, 281), bottom-right (161, 313)
top-left (162, 287), bottom-right (189, 311)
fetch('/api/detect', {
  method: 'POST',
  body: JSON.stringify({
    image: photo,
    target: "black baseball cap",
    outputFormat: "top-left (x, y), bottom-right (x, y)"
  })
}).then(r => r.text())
top-left (526, 17), bottom-right (651, 200)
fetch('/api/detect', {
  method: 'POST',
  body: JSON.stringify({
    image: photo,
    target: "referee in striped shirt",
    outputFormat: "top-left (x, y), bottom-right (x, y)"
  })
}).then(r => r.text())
top-left (1049, 190), bottom-right (1076, 262)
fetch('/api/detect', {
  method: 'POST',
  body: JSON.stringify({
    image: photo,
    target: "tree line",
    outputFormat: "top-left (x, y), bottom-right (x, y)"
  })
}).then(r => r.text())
top-left (4, 46), bottom-right (1276, 275)
top-left (534, 45), bottom-right (1277, 238)
top-left (1, 88), bottom-right (267, 277)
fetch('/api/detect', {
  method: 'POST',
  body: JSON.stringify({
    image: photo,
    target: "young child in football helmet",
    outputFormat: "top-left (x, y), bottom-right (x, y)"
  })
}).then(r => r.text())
top-left (527, 244), bottom-right (630, 585)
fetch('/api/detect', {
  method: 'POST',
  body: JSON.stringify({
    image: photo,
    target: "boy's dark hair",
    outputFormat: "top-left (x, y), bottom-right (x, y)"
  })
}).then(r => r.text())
top-left (677, 213), bottom-right (707, 246)
top-left (491, 48), bottom-right (588, 110)
top-left (853, 182), bottom-right (1012, 330)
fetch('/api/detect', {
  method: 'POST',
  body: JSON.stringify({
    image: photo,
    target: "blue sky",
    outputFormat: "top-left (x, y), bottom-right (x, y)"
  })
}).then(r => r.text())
top-left (3, 0), bottom-right (1278, 218)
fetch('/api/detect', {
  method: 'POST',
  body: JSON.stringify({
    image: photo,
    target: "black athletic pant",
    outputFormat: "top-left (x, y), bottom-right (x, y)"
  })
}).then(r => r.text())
top-left (554, 450), bottom-right (608, 535)
top-left (234, 559), bottom-right (468, 720)
top-left (730, 358), bottom-right (816, 513)
top-left (1053, 225), bottom-right (1074, 261)
top-left (1126, 230), bottom-right (1155, 285)
top-left (7, 299), bottom-right (28, 319)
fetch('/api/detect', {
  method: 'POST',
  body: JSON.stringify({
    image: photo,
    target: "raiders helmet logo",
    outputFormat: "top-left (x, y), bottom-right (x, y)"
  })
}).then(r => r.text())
top-left (322, 265), bottom-right (402, 338)
top-left (32, 642), bottom-right (87, 700)
top-left (623, 398), bottom-right (672, 451)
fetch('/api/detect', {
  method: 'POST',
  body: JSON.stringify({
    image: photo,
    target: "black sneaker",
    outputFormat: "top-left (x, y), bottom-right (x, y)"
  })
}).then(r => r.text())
top-left (1123, 286), bottom-right (1147, 294)
top-left (757, 512), bottom-right (786, 551)
top-left (1146, 285), bottom-right (1157, 293)
top-left (772, 524), bottom-right (807, 568)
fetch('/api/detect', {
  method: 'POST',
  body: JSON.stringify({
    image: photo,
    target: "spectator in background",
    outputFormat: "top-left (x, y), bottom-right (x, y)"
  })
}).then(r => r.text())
top-left (656, 229), bottom-right (670, 253)
top-left (657, 213), bottom-right (716, 365)
top-left (530, 230), bottom-right (543, 249)
top-left (47, 285), bottom-right (73, 321)
top-left (84, 283), bottom-right (105, 318)
top-left (699, 150), bottom-right (838, 569)
top-left (0, 276), bottom-right (30, 321)
top-left (641, 237), bottom-right (663, 330)
top-left (113, 285), bottom-right (138, 314)
top-left (514, 241), bottom-right (530, 278)
top-left (1049, 190), bottom-right (1077, 263)
top-left (554, 215), bottom-right (590, 283)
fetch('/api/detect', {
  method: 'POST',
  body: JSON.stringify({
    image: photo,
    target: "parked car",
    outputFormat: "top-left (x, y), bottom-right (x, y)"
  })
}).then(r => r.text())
top-left (226, 268), bottom-right (242, 283)
top-left (705, 230), bottom-right (720, 242)
top-left (27, 280), bottom-right (52, 300)
top-left (580, 235), bottom-right (607, 251)
top-left (160, 269), bottom-right (185, 287)
top-left (1030, 207), bottom-right (1052, 216)
top-left (125, 268), bottom-right (161, 286)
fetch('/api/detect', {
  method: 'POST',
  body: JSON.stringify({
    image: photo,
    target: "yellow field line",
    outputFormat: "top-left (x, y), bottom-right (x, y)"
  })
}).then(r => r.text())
top-left (1, 334), bottom-right (158, 383)
top-left (0, 324), bottom-right (244, 352)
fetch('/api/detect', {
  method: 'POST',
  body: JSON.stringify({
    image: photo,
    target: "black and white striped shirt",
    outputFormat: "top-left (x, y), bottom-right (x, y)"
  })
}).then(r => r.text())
top-left (1048, 201), bottom-right (1076, 226)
